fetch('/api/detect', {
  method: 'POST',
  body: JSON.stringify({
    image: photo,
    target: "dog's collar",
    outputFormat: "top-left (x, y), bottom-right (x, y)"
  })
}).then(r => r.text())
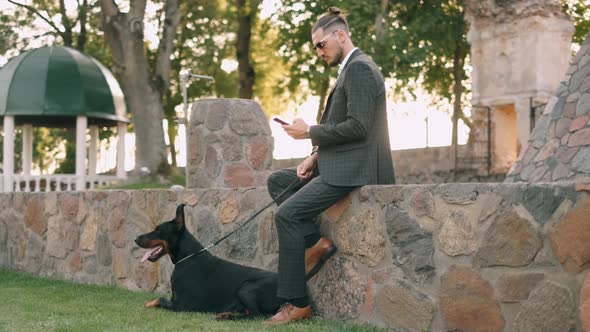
top-left (175, 244), bottom-right (213, 265)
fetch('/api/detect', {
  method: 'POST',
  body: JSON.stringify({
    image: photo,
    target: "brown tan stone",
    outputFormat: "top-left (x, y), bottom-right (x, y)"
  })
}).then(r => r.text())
top-left (564, 101), bottom-right (577, 118)
top-left (44, 192), bottom-right (58, 215)
top-left (110, 207), bottom-right (127, 248)
top-left (581, 273), bottom-right (590, 332)
top-left (479, 194), bottom-right (503, 223)
top-left (311, 256), bottom-right (367, 320)
top-left (533, 139), bottom-right (560, 162)
top-left (134, 262), bottom-right (159, 292)
top-left (24, 197), bottom-right (46, 236)
top-left (223, 163), bottom-right (254, 187)
top-left (112, 249), bottom-right (128, 279)
top-left (371, 186), bottom-right (404, 205)
top-left (568, 127), bottom-right (590, 146)
top-left (61, 194), bottom-right (79, 221)
top-left (259, 212), bottom-right (278, 254)
top-left (438, 210), bottom-right (477, 256)
top-left (550, 195), bottom-right (590, 272)
top-left (325, 193), bottom-right (352, 223)
top-left (474, 208), bottom-right (542, 267)
top-left (581, 74), bottom-right (590, 93)
top-left (556, 146), bottom-right (581, 163)
top-left (246, 137), bottom-right (269, 170)
top-left (70, 251), bottom-right (82, 272)
top-left (80, 214), bottom-right (97, 251)
top-left (46, 216), bottom-right (79, 259)
top-left (570, 115), bottom-right (589, 132)
top-left (529, 165), bottom-right (548, 182)
top-left (409, 189), bottom-right (435, 218)
top-left (363, 276), bottom-right (374, 316)
top-left (333, 208), bottom-right (385, 267)
top-left (562, 133), bottom-right (571, 145)
top-left (205, 147), bottom-right (221, 178)
top-left (576, 183), bottom-right (590, 192)
top-left (376, 280), bottom-right (435, 332)
top-left (439, 266), bottom-right (504, 332)
top-left (556, 118), bottom-right (573, 138)
top-left (496, 272), bottom-right (545, 302)
top-left (255, 170), bottom-right (271, 187)
top-left (218, 194), bottom-right (239, 224)
top-left (513, 282), bottom-right (574, 332)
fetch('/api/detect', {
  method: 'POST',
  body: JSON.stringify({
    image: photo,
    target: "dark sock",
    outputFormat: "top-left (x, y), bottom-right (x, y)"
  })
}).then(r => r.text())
top-left (304, 233), bottom-right (322, 248)
top-left (290, 295), bottom-right (309, 308)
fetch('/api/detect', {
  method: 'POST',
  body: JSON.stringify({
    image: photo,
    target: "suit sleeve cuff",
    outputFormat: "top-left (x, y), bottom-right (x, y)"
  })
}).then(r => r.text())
top-left (309, 125), bottom-right (319, 145)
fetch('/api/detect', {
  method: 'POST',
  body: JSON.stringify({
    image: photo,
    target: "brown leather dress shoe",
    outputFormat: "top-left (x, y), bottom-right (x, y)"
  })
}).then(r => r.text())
top-left (305, 237), bottom-right (337, 280)
top-left (263, 303), bottom-right (312, 325)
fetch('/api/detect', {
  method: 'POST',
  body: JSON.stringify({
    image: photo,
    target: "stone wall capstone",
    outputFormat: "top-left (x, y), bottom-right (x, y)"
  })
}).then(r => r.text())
top-left (2, 183), bottom-right (590, 331)
top-left (186, 98), bottom-right (273, 188)
top-left (273, 145), bottom-right (507, 184)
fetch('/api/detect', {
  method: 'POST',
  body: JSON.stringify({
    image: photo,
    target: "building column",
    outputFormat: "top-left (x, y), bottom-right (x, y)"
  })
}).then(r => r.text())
top-left (75, 116), bottom-right (87, 191)
top-left (515, 98), bottom-right (532, 155)
top-left (3, 116), bottom-right (14, 192)
top-left (116, 122), bottom-right (127, 179)
top-left (89, 125), bottom-right (99, 177)
top-left (22, 124), bottom-right (33, 176)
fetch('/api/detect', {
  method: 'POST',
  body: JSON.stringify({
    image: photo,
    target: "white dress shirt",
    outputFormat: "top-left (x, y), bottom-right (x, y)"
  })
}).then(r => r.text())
top-left (338, 47), bottom-right (359, 76)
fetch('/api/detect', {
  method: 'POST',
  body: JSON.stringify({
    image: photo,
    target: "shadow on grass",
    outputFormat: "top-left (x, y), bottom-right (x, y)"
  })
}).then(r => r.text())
top-left (0, 268), bottom-right (386, 332)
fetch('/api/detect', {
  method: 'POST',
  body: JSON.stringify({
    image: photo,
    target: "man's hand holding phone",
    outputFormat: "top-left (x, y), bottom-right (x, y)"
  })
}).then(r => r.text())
top-left (273, 117), bottom-right (290, 125)
top-left (280, 118), bottom-right (310, 140)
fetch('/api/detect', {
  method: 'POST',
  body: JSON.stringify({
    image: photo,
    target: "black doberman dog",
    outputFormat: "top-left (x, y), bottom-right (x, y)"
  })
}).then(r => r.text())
top-left (135, 204), bottom-right (282, 318)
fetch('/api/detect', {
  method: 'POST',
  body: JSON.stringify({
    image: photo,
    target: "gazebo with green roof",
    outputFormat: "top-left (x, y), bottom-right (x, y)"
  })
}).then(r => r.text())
top-left (0, 45), bottom-right (129, 192)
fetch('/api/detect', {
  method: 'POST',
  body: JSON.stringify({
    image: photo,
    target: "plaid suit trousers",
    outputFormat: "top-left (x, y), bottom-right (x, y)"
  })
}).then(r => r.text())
top-left (267, 167), bottom-right (357, 300)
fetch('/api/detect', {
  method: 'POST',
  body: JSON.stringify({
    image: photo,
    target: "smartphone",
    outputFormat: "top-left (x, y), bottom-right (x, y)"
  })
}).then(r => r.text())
top-left (273, 117), bottom-right (290, 125)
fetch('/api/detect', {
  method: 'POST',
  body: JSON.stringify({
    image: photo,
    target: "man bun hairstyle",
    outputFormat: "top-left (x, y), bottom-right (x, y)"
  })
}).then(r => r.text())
top-left (312, 7), bottom-right (349, 33)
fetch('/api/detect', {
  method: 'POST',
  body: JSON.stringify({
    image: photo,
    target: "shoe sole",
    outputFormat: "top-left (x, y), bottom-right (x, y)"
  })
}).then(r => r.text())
top-left (305, 246), bottom-right (337, 281)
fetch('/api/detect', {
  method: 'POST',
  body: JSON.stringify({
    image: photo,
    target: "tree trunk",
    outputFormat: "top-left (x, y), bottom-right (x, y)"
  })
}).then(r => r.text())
top-left (165, 89), bottom-right (178, 168)
top-left (316, 76), bottom-right (330, 123)
top-left (452, 21), bottom-right (465, 175)
top-left (374, 0), bottom-right (389, 45)
top-left (76, 0), bottom-right (88, 51)
top-left (236, 0), bottom-right (256, 99)
top-left (99, 0), bottom-right (168, 174)
top-left (155, 0), bottom-right (181, 170)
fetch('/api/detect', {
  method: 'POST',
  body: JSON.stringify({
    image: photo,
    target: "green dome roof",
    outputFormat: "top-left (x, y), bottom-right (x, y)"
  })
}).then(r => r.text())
top-left (0, 46), bottom-right (128, 126)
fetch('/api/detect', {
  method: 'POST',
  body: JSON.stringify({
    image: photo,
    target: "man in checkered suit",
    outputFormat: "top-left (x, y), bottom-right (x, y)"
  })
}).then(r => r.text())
top-left (264, 7), bottom-right (395, 325)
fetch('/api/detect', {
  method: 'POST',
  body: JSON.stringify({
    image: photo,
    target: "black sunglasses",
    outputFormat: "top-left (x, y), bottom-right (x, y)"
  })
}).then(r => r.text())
top-left (314, 30), bottom-right (340, 50)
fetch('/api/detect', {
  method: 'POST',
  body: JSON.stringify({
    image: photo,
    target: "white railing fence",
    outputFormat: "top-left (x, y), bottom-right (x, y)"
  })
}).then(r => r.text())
top-left (1, 174), bottom-right (121, 192)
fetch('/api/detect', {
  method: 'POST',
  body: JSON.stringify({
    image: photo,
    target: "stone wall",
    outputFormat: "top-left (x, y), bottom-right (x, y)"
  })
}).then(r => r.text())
top-left (507, 31), bottom-right (590, 183)
top-left (2, 184), bottom-right (590, 331)
top-left (273, 145), bottom-right (505, 184)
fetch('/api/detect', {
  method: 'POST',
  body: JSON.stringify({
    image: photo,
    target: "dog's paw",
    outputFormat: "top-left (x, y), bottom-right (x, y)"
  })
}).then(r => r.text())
top-left (144, 299), bottom-right (160, 308)
top-left (215, 312), bottom-right (236, 320)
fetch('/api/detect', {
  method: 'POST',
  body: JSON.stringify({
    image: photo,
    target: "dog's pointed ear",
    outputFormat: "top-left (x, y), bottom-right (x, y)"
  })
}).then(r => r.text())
top-left (175, 204), bottom-right (186, 231)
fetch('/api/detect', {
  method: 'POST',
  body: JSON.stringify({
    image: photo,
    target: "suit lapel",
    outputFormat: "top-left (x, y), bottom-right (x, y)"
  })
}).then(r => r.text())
top-left (320, 49), bottom-right (362, 124)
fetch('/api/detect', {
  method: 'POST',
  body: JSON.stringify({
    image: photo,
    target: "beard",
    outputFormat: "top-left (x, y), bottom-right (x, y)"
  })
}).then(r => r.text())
top-left (327, 48), bottom-right (344, 67)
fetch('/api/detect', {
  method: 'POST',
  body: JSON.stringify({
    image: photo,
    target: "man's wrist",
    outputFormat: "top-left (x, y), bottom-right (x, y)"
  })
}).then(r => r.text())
top-left (310, 146), bottom-right (319, 156)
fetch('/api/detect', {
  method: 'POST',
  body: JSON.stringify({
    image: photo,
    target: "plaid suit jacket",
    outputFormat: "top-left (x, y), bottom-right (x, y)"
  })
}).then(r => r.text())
top-left (309, 49), bottom-right (395, 186)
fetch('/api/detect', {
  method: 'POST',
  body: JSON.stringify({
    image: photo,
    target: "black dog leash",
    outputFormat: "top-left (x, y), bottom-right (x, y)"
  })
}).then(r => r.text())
top-left (176, 177), bottom-right (301, 265)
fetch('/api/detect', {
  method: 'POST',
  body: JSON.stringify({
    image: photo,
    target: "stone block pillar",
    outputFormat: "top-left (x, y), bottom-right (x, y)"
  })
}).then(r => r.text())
top-left (464, 0), bottom-right (574, 174)
top-left (186, 98), bottom-right (273, 188)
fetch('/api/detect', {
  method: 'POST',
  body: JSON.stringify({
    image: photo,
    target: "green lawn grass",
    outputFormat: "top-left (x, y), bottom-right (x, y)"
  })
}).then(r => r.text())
top-left (101, 170), bottom-right (186, 189)
top-left (0, 268), bottom-right (384, 332)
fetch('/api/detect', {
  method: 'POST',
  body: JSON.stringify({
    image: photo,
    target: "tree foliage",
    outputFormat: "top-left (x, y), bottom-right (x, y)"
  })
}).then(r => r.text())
top-left (562, 0), bottom-right (590, 46)
top-left (271, 0), bottom-right (384, 119)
